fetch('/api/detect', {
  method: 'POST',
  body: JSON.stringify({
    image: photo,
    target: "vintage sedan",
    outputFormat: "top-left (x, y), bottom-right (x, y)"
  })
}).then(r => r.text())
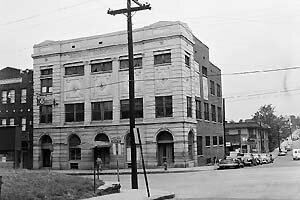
top-left (218, 157), bottom-right (240, 169)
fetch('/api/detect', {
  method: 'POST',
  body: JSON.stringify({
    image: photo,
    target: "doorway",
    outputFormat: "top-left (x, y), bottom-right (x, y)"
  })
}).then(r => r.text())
top-left (157, 131), bottom-right (174, 166)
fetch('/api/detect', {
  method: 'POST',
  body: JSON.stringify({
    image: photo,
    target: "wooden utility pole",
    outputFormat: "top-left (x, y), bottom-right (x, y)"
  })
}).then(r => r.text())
top-left (108, 0), bottom-right (151, 189)
top-left (223, 98), bottom-right (227, 157)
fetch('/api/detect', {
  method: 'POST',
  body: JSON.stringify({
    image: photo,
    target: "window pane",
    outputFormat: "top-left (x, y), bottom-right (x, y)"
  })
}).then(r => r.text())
top-left (165, 96), bottom-right (173, 117)
top-left (91, 61), bottom-right (112, 72)
top-left (197, 136), bottom-right (203, 155)
top-left (120, 100), bottom-right (129, 119)
top-left (2, 91), bottom-right (7, 104)
top-left (154, 53), bottom-right (171, 65)
top-left (205, 136), bottom-right (210, 146)
top-left (21, 89), bottom-right (27, 103)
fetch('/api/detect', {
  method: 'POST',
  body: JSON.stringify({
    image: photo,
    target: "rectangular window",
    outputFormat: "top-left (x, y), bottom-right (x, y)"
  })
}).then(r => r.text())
top-left (9, 118), bottom-right (14, 125)
top-left (185, 55), bottom-right (190, 67)
top-left (120, 98), bottom-right (143, 119)
top-left (217, 84), bottom-right (221, 97)
top-left (202, 66), bottom-right (207, 77)
top-left (1, 91), bottom-right (7, 104)
top-left (155, 96), bottom-right (173, 118)
top-left (40, 105), bottom-right (52, 123)
top-left (154, 53), bottom-right (171, 65)
top-left (217, 107), bottom-right (222, 123)
top-left (21, 89), bottom-right (27, 103)
top-left (65, 65), bottom-right (84, 76)
top-left (21, 118), bottom-right (26, 131)
top-left (91, 61), bottom-right (112, 73)
top-left (69, 148), bottom-right (81, 160)
top-left (195, 98), bottom-right (202, 119)
top-left (210, 80), bottom-right (215, 95)
top-left (197, 136), bottom-right (203, 155)
top-left (91, 101), bottom-right (113, 121)
top-left (211, 104), bottom-right (216, 122)
top-left (213, 136), bottom-right (218, 146)
top-left (120, 57), bottom-right (142, 69)
top-left (204, 102), bottom-right (209, 120)
top-left (187, 96), bottom-right (192, 117)
top-left (219, 136), bottom-right (224, 145)
top-left (41, 78), bottom-right (53, 93)
top-left (8, 90), bottom-right (15, 103)
top-left (65, 103), bottom-right (84, 122)
top-left (41, 68), bottom-right (53, 76)
top-left (205, 136), bottom-right (211, 147)
top-left (1, 119), bottom-right (6, 125)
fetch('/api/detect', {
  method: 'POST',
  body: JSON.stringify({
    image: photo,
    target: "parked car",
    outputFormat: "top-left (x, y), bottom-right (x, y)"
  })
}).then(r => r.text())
top-left (253, 153), bottom-right (263, 165)
top-left (292, 149), bottom-right (300, 160)
top-left (278, 151), bottom-right (287, 156)
top-left (218, 157), bottom-right (240, 169)
top-left (242, 153), bottom-right (256, 166)
top-left (260, 154), bottom-right (271, 164)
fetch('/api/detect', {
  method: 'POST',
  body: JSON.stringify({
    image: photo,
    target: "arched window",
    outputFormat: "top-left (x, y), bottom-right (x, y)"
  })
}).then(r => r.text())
top-left (188, 131), bottom-right (194, 160)
top-left (95, 133), bottom-right (109, 142)
top-left (69, 135), bottom-right (81, 160)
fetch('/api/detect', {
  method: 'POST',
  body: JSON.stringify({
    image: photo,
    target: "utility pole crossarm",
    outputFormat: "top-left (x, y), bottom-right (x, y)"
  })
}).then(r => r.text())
top-left (108, 5), bottom-right (151, 15)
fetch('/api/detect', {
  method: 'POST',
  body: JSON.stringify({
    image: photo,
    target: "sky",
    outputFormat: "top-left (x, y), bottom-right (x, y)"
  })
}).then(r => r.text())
top-left (0, 0), bottom-right (300, 121)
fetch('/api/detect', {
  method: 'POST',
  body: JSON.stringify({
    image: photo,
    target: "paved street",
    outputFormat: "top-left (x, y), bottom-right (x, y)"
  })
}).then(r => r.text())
top-left (94, 139), bottom-right (300, 200)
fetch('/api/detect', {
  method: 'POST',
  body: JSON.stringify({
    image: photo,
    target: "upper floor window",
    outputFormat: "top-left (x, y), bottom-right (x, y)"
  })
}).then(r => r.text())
top-left (219, 136), bottom-right (224, 145)
top-left (204, 102), bottom-right (209, 121)
top-left (155, 96), bottom-right (172, 118)
top-left (195, 98), bottom-right (202, 119)
top-left (65, 65), bottom-right (84, 76)
top-left (185, 55), bottom-right (190, 67)
top-left (91, 61), bottom-right (112, 73)
top-left (9, 118), bottom-right (14, 125)
top-left (65, 103), bottom-right (84, 122)
top-left (8, 90), bottom-right (15, 103)
top-left (202, 66), bottom-right (207, 77)
top-left (21, 118), bottom-right (26, 131)
top-left (1, 91), bottom-right (7, 104)
top-left (91, 101), bottom-right (113, 121)
top-left (217, 84), bottom-right (221, 97)
top-left (211, 104), bottom-right (216, 122)
top-left (197, 136), bottom-right (203, 155)
top-left (21, 89), bottom-right (27, 103)
top-left (1, 119), bottom-right (6, 125)
top-left (154, 52), bottom-right (171, 65)
top-left (41, 78), bottom-right (53, 93)
top-left (187, 96), bottom-right (192, 117)
top-left (205, 136), bottom-right (211, 147)
top-left (210, 80), bottom-right (215, 95)
top-left (213, 136), bottom-right (218, 146)
top-left (41, 68), bottom-right (53, 76)
top-left (217, 107), bottom-right (222, 123)
top-left (120, 57), bottom-right (142, 69)
top-left (40, 105), bottom-right (52, 124)
top-left (120, 98), bottom-right (143, 119)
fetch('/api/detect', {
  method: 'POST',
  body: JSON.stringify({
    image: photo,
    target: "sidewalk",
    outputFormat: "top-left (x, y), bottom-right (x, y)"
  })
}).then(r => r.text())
top-left (49, 165), bottom-right (217, 176)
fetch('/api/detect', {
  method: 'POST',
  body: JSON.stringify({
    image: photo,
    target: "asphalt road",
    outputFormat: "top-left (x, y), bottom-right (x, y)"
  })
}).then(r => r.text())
top-left (98, 139), bottom-right (300, 200)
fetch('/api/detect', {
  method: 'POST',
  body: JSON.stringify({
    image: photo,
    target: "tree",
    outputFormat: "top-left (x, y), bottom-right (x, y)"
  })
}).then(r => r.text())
top-left (252, 104), bottom-right (289, 151)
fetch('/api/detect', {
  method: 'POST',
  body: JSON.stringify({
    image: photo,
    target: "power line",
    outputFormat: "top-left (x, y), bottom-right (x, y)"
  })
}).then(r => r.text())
top-left (0, 0), bottom-right (98, 26)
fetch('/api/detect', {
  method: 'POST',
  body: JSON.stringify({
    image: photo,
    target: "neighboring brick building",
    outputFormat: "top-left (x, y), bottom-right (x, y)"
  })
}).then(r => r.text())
top-left (0, 67), bottom-right (33, 169)
top-left (32, 21), bottom-right (223, 169)
top-left (225, 120), bottom-right (270, 154)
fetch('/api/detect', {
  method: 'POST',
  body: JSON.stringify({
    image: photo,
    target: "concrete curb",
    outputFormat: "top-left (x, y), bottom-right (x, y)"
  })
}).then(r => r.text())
top-left (61, 166), bottom-right (216, 176)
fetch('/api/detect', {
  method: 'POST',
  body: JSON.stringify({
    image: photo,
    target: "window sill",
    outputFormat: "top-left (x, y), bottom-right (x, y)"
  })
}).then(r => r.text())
top-left (64, 74), bottom-right (84, 78)
top-left (213, 145), bottom-right (218, 147)
top-left (90, 70), bottom-right (112, 75)
top-left (64, 122), bottom-right (84, 125)
top-left (119, 66), bottom-right (142, 71)
top-left (205, 146), bottom-right (211, 148)
top-left (40, 92), bottom-right (52, 96)
top-left (154, 63), bottom-right (171, 67)
top-left (91, 120), bottom-right (113, 123)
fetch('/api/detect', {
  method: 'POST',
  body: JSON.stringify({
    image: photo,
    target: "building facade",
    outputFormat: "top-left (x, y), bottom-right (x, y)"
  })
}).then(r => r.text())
top-left (32, 21), bottom-right (224, 169)
top-left (0, 67), bottom-right (33, 169)
top-left (225, 120), bottom-right (270, 154)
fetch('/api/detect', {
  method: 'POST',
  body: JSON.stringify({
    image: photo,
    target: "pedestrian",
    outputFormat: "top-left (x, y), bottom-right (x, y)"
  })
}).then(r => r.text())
top-left (96, 156), bottom-right (103, 179)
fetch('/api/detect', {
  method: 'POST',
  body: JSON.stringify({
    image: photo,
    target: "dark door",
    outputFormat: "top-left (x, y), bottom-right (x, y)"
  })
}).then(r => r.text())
top-left (158, 143), bottom-right (174, 166)
top-left (42, 149), bottom-right (51, 167)
top-left (94, 148), bottom-right (110, 168)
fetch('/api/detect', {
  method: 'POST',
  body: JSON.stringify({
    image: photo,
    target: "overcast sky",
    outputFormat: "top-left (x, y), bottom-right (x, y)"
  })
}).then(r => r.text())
top-left (1, 0), bottom-right (300, 121)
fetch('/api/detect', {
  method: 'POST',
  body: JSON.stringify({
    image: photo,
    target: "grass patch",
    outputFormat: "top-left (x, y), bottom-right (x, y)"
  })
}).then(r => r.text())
top-left (0, 169), bottom-right (103, 200)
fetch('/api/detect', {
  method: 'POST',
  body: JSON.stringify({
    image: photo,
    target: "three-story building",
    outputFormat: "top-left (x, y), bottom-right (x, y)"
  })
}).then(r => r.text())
top-left (32, 21), bottom-right (224, 169)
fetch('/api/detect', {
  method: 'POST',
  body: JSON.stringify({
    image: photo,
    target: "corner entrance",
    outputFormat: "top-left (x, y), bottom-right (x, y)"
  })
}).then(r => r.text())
top-left (93, 133), bottom-right (111, 168)
top-left (157, 131), bottom-right (174, 166)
